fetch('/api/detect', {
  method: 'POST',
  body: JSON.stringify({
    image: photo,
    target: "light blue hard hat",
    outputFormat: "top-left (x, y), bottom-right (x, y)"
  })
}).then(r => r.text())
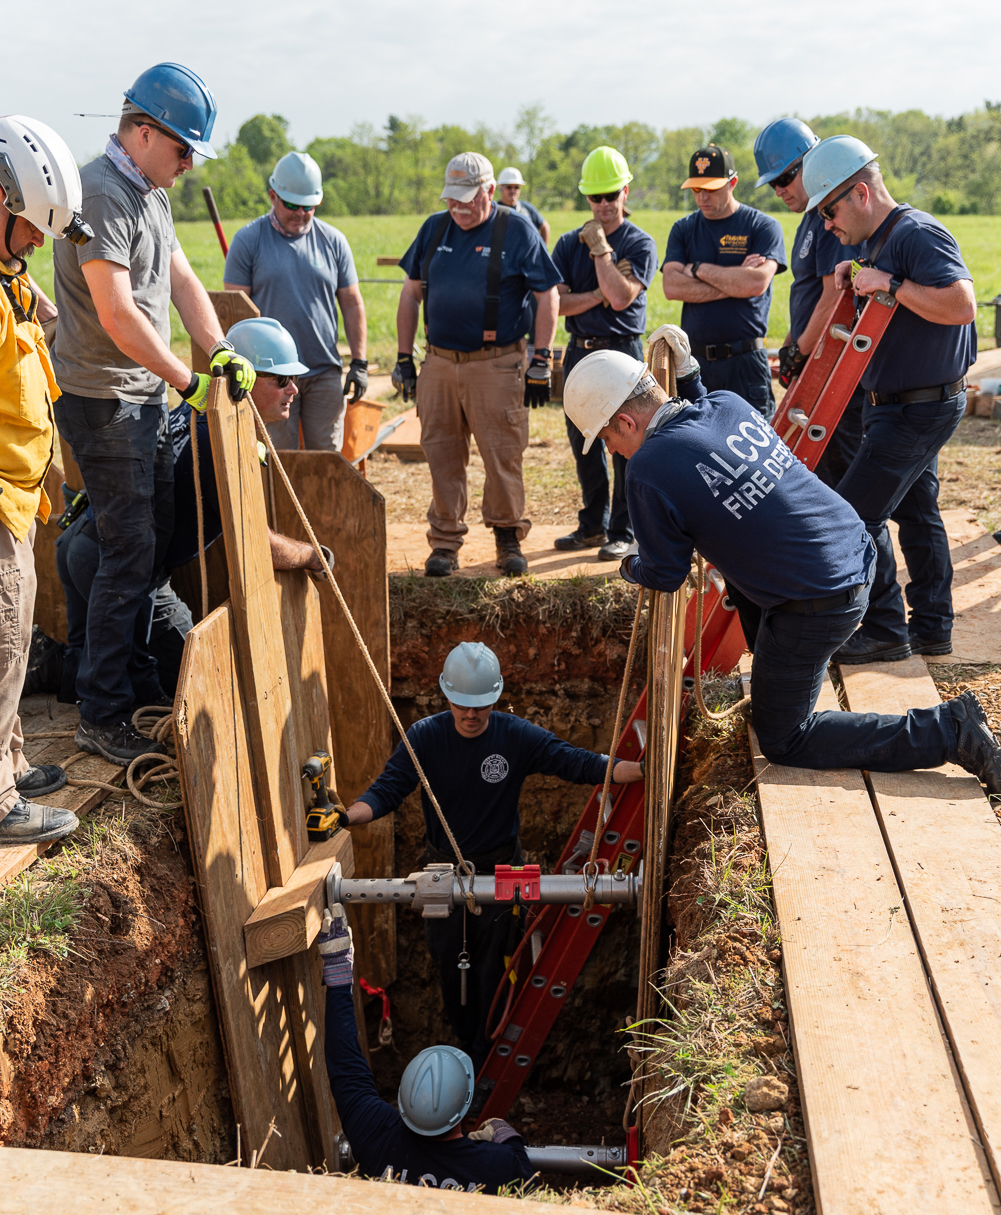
top-left (227, 317), bottom-right (309, 375)
top-left (439, 641), bottom-right (503, 708)
top-left (398, 1045), bottom-right (475, 1137)
top-left (753, 118), bottom-right (819, 188)
top-left (269, 152), bottom-right (323, 207)
top-left (803, 135), bottom-right (878, 212)
top-left (124, 63), bottom-right (217, 159)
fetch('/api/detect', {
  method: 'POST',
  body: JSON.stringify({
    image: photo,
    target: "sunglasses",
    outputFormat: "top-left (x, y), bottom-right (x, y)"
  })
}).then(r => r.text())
top-left (818, 180), bottom-right (857, 222)
top-left (259, 373), bottom-right (297, 388)
top-left (772, 162), bottom-right (801, 190)
top-left (587, 190), bottom-right (622, 203)
top-left (134, 119), bottom-right (194, 159)
top-left (277, 198), bottom-right (315, 213)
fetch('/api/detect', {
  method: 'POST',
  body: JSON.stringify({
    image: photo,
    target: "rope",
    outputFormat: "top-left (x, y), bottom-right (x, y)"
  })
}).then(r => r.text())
top-left (692, 554), bottom-right (750, 722)
top-left (190, 406), bottom-right (209, 621)
top-left (582, 587), bottom-right (646, 911)
top-left (244, 391), bottom-right (479, 912)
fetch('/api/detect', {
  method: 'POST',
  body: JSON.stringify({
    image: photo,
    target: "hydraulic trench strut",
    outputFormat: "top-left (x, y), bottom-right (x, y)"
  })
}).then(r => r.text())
top-left (334, 1132), bottom-right (627, 1176)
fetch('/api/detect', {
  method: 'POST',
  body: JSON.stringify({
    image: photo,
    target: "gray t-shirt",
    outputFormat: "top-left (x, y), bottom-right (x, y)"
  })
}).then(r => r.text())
top-left (224, 215), bottom-right (358, 376)
top-left (52, 156), bottom-right (180, 404)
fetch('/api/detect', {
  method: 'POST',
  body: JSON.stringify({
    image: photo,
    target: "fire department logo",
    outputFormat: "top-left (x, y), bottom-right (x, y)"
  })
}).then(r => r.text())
top-left (481, 754), bottom-right (510, 783)
top-left (696, 157), bottom-right (711, 175)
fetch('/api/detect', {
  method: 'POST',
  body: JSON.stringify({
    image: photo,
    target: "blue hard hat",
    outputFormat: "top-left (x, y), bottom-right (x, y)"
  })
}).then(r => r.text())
top-left (753, 118), bottom-right (819, 188)
top-left (124, 63), bottom-right (218, 160)
top-left (270, 152), bottom-right (323, 207)
top-left (227, 317), bottom-right (309, 375)
top-left (439, 641), bottom-right (503, 708)
top-left (803, 135), bottom-right (878, 212)
top-left (398, 1045), bottom-right (475, 1137)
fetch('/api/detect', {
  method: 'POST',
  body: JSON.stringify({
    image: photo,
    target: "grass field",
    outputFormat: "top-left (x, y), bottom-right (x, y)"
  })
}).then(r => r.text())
top-left (25, 211), bottom-right (1001, 372)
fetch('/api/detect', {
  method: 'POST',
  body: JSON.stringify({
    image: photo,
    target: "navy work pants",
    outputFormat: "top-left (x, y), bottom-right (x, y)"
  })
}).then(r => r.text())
top-left (53, 395), bottom-right (174, 723)
top-left (699, 348), bottom-right (775, 421)
top-left (562, 336), bottom-right (642, 543)
top-left (814, 385), bottom-right (865, 490)
top-left (835, 393), bottom-right (966, 644)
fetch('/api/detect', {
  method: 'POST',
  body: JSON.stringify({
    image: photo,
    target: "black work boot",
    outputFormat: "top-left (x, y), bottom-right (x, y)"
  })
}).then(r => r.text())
top-left (75, 718), bottom-right (167, 765)
top-left (15, 764), bottom-right (68, 798)
top-left (951, 691), bottom-right (1001, 799)
top-left (494, 528), bottom-right (528, 576)
top-left (0, 799), bottom-right (78, 844)
top-left (908, 629), bottom-right (953, 656)
top-left (425, 548), bottom-right (459, 578)
top-left (833, 630), bottom-right (911, 664)
top-left (554, 530), bottom-right (605, 552)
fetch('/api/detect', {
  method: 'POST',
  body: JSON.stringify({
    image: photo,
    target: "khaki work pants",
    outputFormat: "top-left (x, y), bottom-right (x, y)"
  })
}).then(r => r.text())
top-left (417, 346), bottom-right (531, 551)
top-left (0, 521), bottom-right (36, 819)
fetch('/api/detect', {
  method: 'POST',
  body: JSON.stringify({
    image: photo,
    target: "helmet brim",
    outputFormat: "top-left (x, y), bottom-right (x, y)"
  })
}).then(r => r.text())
top-left (272, 189), bottom-right (322, 207)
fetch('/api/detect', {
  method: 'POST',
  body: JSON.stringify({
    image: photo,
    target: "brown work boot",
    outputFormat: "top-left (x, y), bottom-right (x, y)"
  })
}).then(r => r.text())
top-left (494, 528), bottom-right (528, 576)
top-left (425, 548), bottom-right (459, 578)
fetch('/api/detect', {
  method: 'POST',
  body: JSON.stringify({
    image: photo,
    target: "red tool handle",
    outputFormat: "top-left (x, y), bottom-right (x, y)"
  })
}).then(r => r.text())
top-left (202, 186), bottom-right (229, 256)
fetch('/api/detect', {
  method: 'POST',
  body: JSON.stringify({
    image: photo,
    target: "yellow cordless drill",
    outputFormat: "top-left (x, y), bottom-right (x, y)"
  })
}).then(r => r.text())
top-left (302, 751), bottom-right (349, 842)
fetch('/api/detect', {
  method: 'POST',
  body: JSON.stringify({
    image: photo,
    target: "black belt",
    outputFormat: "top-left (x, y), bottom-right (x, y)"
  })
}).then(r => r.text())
top-left (774, 582), bottom-right (865, 615)
top-left (691, 337), bottom-right (764, 362)
top-left (869, 378), bottom-right (965, 406)
top-left (567, 334), bottom-right (641, 351)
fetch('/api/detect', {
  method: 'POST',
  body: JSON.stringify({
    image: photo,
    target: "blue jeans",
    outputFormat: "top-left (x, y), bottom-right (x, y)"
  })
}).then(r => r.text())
top-left (53, 395), bottom-right (174, 723)
top-left (835, 393), bottom-right (966, 644)
top-left (699, 348), bottom-right (775, 420)
top-left (562, 336), bottom-right (642, 542)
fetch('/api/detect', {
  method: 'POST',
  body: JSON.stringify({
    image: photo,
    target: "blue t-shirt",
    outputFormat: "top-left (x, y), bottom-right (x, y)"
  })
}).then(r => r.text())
top-left (164, 403), bottom-right (222, 570)
top-left (663, 206), bottom-right (787, 345)
top-left (855, 205), bottom-right (976, 395)
top-left (513, 198), bottom-right (546, 233)
top-left (325, 987), bottom-right (533, 1193)
top-left (399, 205), bottom-right (561, 352)
top-left (224, 215), bottom-right (358, 376)
top-left (627, 376), bottom-right (870, 608)
top-left (551, 221), bottom-right (659, 339)
top-left (357, 711), bottom-right (609, 857)
top-left (789, 210), bottom-right (858, 344)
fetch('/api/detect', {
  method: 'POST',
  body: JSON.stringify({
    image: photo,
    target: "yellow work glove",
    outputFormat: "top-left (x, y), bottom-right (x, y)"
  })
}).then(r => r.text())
top-left (579, 219), bottom-right (613, 259)
top-left (180, 372), bottom-right (212, 412)
top-left (209, 344), bottom-right (257, 401)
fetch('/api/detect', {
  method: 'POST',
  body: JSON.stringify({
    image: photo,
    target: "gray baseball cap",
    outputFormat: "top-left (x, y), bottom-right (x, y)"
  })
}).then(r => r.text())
top-left (440, 152), bottom-right (495, 202)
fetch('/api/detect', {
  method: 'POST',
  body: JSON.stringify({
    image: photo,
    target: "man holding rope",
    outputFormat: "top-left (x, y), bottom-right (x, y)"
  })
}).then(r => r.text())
top-left (339, 641), bottom-right (642, 1070)
top-left (562, 331), bottom-right (1001, 795)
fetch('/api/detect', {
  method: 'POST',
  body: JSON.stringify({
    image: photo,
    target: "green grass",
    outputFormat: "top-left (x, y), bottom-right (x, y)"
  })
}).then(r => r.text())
top-left (26, 211), bottom-right (1001, 372)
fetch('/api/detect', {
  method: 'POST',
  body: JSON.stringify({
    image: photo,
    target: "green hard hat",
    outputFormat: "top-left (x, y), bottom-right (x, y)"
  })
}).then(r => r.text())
top-left (579, 146), bottom-right (633, 196)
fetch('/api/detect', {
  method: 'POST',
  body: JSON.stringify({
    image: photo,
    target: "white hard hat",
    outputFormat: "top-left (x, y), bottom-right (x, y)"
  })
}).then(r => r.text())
top-left (439, 641), bottom-right (503, 707)
top-left (497, 167), bottom-right (525, 186)
top-left (564, 351), bottom-right (651, 454)
top-left (0, 115), bottom-right (92, 245)
top-left (270, 151), bottom-right (323, 207)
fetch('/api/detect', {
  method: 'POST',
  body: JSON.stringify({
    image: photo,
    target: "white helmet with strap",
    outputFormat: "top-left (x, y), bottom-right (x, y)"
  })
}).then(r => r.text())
top-left (563, 351), bottom-right (655, 454)
top-left (0, 115), bottom-right (93, 253)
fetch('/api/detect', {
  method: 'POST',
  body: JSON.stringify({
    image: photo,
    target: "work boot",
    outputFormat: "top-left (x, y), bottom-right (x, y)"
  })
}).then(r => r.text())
top-left (494, 528), bottom-right (528, 576)
top-left (22, 626), bottom-right (66, 697)
top-left (425, 548), bottom-right (459, 578)
top-left (554, 530), bottom-right (605, 552)
top-left (950, 691), bottom-right (1001, 798)
top-left (908, 630), bottom-right (953, 656)
top-left (832, 630), bottom-right (911, 664)
top-left (15, 764), bottom-right (68, 798)
top-left (598, 538), bottom-right (633, 561)
top-left (75, 718), bottom-right (167, 766)
top-left (0, 799), bottom-right (78, 844)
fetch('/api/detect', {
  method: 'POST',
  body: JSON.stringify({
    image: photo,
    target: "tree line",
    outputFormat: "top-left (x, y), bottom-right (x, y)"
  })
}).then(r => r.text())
top-left (170, 104), bottom-right (1001, 222)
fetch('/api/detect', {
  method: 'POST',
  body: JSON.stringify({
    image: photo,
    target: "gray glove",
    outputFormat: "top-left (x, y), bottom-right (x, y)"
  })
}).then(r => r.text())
top-left (318, 903), bottom-right (354, 988)
top-left (647, 324), bottom-right (700, 381)
top-left (344, 359), bottom-right (369, 404)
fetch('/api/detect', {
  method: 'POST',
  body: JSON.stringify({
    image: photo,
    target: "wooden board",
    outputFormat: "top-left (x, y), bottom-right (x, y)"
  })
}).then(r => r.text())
top-left (1, 1145), bottom-right (567, 1215)
top-left (191, 290), bottom-right (260, 375)
top-left (379, 406), bottom-right (425, 462)
top-left (271, 450), bottom-right (395, 989)
top-left (840, 655), bottom-right (1001, 1191)
top-left (31, 461), bottom-right (70, 645)
top-left (750, 676), bottom-right (997, 1214)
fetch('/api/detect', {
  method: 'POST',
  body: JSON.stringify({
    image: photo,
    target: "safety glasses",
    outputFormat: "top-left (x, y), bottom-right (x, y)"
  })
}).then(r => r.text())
top-left (134, 119), bottom-right (194, 159)
top-left (587, 189), bottom-right (622, 203)
top-left (277, 198), bottom-right (315, 213)
top-left (818, 180), bottom-right (857, 222)
top-left (259, 373), bottom-right (298, 388)
top-left (772, 162), bottom-right (801, 190)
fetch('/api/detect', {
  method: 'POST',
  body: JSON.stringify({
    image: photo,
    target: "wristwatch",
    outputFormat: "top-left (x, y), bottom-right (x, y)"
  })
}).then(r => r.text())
top-left (887, 275), bottom-right (904, 298)
top-left (691, 262), bottom-right (702, 281)
top-left (534, 347), bottom-right (553, 361)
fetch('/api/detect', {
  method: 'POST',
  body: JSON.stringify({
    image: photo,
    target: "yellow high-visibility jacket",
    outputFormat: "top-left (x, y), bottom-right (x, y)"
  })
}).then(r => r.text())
top-left (0, 265), bottom-right (56, 541)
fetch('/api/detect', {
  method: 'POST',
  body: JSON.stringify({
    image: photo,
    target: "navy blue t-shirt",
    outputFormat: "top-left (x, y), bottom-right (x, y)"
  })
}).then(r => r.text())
top-left (663, 206), bottom-right (787, 345)
top-left (399, 205), bottom-right (561, 352)
top-left (855, 205), bottom-right (976, 395)
top-left (513, 198), bottom-right (546, 233)
top-left (357, 711), bottom-right (609, 857)
top-left (552, 221), bottom-right (659, 339)
top-left (325, 986), bottom-right (534, 1193)
top-left (164, 403), bottom-right (222, 570)
top-left (627, 377), bottom-right (870, 608)
top-left (789, 210), bottom-right (858, 344)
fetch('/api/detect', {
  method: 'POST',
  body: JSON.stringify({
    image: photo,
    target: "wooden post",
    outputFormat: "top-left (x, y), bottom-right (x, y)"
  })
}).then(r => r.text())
top-left (192, 290), bottom-right (260, 374)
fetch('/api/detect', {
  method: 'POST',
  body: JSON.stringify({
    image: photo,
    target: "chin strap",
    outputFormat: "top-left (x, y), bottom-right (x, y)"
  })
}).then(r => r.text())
top-left (2, 210), bottom-right (25, 277)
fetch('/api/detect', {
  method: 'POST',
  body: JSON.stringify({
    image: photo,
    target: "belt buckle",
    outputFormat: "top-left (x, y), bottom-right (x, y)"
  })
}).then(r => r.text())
top-left (705, 344), bottom-right (717, 361)
top-left (724, 343), bottom-right (733, 359)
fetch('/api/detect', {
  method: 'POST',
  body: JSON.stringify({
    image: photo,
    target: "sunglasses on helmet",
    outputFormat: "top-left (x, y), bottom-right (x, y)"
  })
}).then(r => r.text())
top-left (818, 180), bottom-right (858, 222)
top-left (133, 119), bottom-right (194, 159)
top-left (277, 198), bottom-right (315, 212)
top-left (772, 162), bottom-right (801, 190)
top-left (587, 189), bottom-right (622, 203)
top-left (259, 372), bottom-right (298, 388)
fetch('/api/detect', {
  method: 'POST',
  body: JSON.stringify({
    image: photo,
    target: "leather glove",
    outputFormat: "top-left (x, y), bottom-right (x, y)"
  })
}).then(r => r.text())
top-left (647, 324), bottom-right (700, 382)
top-left (318, 903), bottom-right (354, 988)
top-left (619, 554), bottom-right (639, 584)
top-left (524, 356), bottom-right (551, 408)
top-left (616, 257), bottom-right (634, 280)
top-left (468, 1117), bottom-right (522, 1144)
top-left (209, 345), bottom-right (257, 401)
top-left (180, 372), bottom-right (212, 412)
top-left (778, 342), bottom-right (807, 388)
top-left (392, 353), bottom-right (418, 402)
top-left (579, 219), bottom-right (613, 259)
top-left (343, 358), bottom-right (369, 404)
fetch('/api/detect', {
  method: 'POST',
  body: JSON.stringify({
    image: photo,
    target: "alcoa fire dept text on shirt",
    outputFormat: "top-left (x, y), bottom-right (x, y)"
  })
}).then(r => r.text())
top-left (696, 417), bottom-right (798, 520)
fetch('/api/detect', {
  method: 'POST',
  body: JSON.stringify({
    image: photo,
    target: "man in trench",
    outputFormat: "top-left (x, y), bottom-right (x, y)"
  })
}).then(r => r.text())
top-left (341, 641), bottom-right (644, 1072)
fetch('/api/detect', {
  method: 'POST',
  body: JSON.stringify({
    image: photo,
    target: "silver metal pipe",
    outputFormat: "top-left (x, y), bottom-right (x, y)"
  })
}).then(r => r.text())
top-left (526, 1144), bottom-right (626, 1174)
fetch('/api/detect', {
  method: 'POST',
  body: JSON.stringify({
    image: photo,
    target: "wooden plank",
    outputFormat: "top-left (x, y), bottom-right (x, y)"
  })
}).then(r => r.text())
top-left (1, 1145), bottom-right (568, 1215)
top-left (191, 290), bottom-right (260, 374)
top-left (840, 655), bottom-right (1001, 1190)
top-left (379, 406), bottom-right (425, 462)
top-left (271, 450), bottom-right (395, 989)
top-left (31, 460), bottom-right (70, 645)
top-left (750, 676), bottom-right (997, 1214)
top-left (207, 375), bottom-right (306, 887)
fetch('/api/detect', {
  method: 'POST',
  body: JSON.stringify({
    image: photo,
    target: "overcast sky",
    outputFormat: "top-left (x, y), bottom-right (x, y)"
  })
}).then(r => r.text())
top-left (15, 0), bottom-right (1001, 163)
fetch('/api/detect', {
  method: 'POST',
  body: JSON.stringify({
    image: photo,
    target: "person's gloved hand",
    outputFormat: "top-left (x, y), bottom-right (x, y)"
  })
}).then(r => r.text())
top-left (180, 372), bottom-right (212, 412)
top-left (619, 553), bottom-right (638, 584)
top-left (616, 257), bottom-right (634, 280)
top-left (579, 219), bottom-right (613, 259)
top-left (209, 344), bottom-right (257, 401)
top-left (306, 544), bottom-right (335, 582)
top-left (647, 323), bottom-right (700, 382)
top-left (468, 1117), bottom-right (523, 1144)
top-left (344, 358), bottom-right (369, 404)
top-left (392, 353), bottom-right (417, 402)
top-left (318, 902), bottom-right (354, 987)
top-left (778, 342), bottom-right (807, 388)
top-left (524, 356), bottom-right (551, 408)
